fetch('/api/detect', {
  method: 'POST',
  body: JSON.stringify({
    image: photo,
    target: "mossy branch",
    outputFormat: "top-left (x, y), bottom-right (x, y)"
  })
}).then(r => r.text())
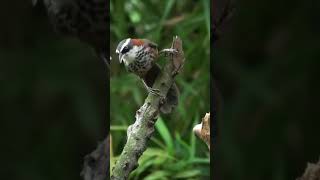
top-left (111, 36), bottom-right (185, 180)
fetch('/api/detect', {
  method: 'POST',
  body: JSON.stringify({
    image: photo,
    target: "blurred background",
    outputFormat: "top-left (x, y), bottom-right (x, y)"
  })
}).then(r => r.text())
top-left (4, 0), bottom-right (319, 179)
top-left (214, 0), bottom-right (320, 179)
top-left (110, 0), bottom-right (210, 179)
top-left (0, 1), bottom-right (107, 180)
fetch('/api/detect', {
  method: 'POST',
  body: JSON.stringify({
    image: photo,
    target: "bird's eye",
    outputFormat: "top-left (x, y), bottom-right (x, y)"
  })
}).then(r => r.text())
top-left (121, 46), bottom-right (130, 54)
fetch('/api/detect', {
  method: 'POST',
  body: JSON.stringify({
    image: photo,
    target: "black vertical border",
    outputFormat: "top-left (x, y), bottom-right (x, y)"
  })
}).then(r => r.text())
top-left (107, 0), bottom-right (111, 178)
top-left (211, 0), bottom-right (219, 179)
top-left (210, 0), bottom-right (214, 178)
top-left (107, 1), bottom-right (110, 130)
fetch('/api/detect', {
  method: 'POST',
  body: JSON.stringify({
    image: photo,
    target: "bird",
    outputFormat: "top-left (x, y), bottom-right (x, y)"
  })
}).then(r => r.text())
top-left (34, 0), bottom-right (109, 66)
top-left (116, 38), bottom-right (179, 114)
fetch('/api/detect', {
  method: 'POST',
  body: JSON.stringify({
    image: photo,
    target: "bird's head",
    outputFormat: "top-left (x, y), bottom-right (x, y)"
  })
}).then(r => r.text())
top-left (115, 38), bottom-right (146, 65)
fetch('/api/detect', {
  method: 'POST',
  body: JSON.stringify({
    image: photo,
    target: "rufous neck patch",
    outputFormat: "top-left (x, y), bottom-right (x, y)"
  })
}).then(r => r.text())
top-left (131, 39), bottom-right (144, 46)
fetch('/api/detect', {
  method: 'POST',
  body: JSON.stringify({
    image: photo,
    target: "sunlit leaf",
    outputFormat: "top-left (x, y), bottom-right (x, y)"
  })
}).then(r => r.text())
top-left (155, 118), bottom-right (174, 155)
top-left (173, 169), bottom-right (202, 178)
top-left (144, 171), bottom-right (170, 180)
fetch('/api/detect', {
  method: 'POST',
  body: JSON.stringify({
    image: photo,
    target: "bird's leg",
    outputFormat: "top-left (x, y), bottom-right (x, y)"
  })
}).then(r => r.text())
top-left (141, 79), bottom-right (163, 97)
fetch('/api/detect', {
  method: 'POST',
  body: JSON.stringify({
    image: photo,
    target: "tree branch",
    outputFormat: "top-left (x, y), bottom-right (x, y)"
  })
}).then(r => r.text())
top-left (111, 36), bottom-right (185, 180)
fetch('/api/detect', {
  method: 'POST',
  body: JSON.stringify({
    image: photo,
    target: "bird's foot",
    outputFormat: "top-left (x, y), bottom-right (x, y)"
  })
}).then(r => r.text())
top-left (147, 87), bottom-right (162, 96)
top-left (159, 48), bottom-right (178, 57)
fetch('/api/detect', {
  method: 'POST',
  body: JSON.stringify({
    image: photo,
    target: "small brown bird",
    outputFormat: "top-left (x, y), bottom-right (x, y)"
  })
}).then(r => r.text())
top-left (116, 38), bottom-right (179, 114)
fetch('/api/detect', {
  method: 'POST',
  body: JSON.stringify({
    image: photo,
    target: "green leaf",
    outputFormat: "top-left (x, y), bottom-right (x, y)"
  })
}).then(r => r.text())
top-left (165, 159), bottom-right (189, 172)
top-left (155, 0), bottom-right (175, 40)
top-left (190, 158), bottom-right (210, 164)
top-left (155, 118), bottom-right (174, 155)
top-left (150, 137), bottom-right (166, 149)
top-left (173, 169), bottom-right (201, 178)
top-left (132, 88), bottom-right (143, 105)
top-left (129, 11), bottom-right (141, 23)
top-left (144, 171), bottom-right (170, 180)
top-left (132, 158), bottom-right (154, 177)
top-left (110, 125), bottom-right (128, 131)
top-left (202, 0), bottom-right (210, 36)
top-left (189, 115), bottom-right (199, 159)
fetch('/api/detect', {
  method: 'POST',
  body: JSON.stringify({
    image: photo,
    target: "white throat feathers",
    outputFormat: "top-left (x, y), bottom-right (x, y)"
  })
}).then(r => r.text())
top-left (122, 45), bottom-right (143, 66)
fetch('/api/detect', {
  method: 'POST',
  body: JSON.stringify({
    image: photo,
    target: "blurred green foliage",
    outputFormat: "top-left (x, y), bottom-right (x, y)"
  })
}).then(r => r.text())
top-left (110, 0), bottom-right (210, 179)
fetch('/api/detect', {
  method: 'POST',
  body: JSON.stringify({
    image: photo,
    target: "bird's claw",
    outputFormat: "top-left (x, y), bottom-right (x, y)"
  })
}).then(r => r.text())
top-left (147, 87), bottom-right (162, 96)
top-left (159, 96), bottom-right (166, 105)
top-left (160, 48), bottom-right (178, 57)
top-left (172, 63), bottom-right (183, 76)
top-left (148, 87), bottom-right (166, 102)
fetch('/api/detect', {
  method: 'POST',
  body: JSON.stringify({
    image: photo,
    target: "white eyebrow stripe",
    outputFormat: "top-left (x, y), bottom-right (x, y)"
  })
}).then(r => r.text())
top-left (120, 38), bottom-right (131, 53)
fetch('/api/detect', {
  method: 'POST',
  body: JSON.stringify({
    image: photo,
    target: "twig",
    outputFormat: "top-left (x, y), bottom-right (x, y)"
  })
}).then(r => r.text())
top-left (111, 36), bottom-right (185, 180)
